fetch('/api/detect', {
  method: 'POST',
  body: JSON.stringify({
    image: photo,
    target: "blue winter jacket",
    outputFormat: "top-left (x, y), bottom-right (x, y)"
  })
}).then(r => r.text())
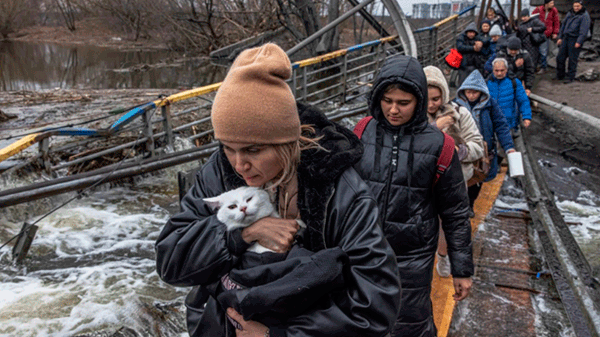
top-left (454, 70), bottom-right (514, 181)
top-left (559, 8), bottom-right (591, 45)
top-left (487, 74), bottom-right (531, 130)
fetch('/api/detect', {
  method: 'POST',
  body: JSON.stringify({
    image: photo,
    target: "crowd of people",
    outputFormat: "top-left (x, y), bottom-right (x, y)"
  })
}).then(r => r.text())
top-left (458, 0), bottom-right (591, 87)
top-left (152, 1), bottom-right (593, 337)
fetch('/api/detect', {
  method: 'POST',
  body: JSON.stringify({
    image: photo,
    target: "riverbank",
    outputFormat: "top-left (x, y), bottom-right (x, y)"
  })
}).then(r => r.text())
top-left (12, 18), bottom-right (169, 52)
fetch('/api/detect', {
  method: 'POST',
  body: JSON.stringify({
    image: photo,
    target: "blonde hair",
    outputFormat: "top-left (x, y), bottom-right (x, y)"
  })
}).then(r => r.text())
top-left (270, 125), bottom-right (324, 189)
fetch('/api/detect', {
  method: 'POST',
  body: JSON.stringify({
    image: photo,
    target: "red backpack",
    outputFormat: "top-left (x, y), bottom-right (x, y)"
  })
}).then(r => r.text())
top-left (353, 116), bottom-right (455, 185)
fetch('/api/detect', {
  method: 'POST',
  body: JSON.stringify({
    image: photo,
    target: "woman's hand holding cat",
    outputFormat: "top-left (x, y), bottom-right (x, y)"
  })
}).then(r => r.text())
top-left (242, 218), bottom-right (299, 253)
top-left (435, 115), bottom-right (454, 130)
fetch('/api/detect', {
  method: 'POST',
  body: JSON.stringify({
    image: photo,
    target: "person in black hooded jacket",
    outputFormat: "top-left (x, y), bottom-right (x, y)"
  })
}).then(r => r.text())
top-left (155, 43), bottom-right (401, 337)
top-left (354, 55), bottom-right (474, 337)
top-left (456, 22), bottom-right (487, 86)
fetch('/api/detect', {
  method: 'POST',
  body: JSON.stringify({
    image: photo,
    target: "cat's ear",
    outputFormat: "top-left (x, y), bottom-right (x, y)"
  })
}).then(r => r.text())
top-left (203, 196), bottom-right (221, 210)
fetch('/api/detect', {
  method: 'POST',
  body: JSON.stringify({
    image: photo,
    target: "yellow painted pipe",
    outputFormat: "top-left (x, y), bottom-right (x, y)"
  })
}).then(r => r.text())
top-left (153, 82), bottom-right (223, 107)
top-left (434, 14), bottom-right (459, 28)
top-left (0, 133), bottom-right (43, 162)
top-left (295, 50), bottom-right (348, 68)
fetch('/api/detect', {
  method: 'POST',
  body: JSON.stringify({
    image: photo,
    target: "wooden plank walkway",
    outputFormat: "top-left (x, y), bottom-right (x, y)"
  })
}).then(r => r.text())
top-left (432, 166), bottom-right (510, 336)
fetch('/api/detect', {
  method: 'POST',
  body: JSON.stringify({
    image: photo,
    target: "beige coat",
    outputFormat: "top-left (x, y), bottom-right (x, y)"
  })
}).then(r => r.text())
top-left (424, 66), bottom-right (485, 182)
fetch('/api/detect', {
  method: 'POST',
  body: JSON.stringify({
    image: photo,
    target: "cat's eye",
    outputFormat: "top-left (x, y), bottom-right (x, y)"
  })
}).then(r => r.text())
top-left (228, 205), bottom-right (237, 209)
top-left (246, 197), bottom-right (253, 202)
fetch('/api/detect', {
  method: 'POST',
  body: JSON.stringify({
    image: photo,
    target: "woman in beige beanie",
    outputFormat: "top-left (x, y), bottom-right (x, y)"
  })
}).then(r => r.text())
top-left (424, 65), bottom-right (485, 279)
top-left (156, 43), bottom-right (401, 337)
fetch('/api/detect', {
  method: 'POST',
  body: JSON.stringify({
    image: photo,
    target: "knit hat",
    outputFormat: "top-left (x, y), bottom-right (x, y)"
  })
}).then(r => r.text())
top-left (211, 43), bottom-right (300, 144)
top-left (520, 8), bottom-right (530, 17)
top-left (490, 25), bottom-right (502, 36)
top-left (573, 0), bottom-right (583, 4)
top-left (507, 36), bottom-right (522, 50)
top-left (545, 0), bottom-right (553, 4)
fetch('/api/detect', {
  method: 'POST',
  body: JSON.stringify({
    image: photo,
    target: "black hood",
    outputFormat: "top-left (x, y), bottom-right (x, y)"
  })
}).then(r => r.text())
top-left (464, 22), bottom-right (479, 35)
top-left (368, 55), bottom-right (428, 132)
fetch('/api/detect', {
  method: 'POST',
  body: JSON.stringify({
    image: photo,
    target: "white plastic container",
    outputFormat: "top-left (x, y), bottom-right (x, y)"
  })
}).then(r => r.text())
top-left (507, 151), bottom-right (525, 177)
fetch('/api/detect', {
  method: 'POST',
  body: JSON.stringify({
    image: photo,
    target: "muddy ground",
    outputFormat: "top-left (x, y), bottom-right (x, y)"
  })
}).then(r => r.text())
top-left (534, 59), bottom-right (600, 119)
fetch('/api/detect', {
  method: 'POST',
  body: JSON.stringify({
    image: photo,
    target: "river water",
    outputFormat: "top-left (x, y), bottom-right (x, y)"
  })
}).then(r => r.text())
top-left (0, 41), bottom-right (227, 90)
top-left (0, 42), bottom-right (599, 336)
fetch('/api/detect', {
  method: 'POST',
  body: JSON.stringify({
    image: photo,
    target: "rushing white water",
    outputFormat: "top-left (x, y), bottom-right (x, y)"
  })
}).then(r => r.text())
top-left (1, 139), bottom-right (598, 337)
top-left (0, 174), bottom-right (190, 337)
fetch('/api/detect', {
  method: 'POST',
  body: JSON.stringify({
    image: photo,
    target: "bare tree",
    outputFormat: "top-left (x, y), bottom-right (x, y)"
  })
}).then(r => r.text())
top-left (84, 0), bottom-right (160, 41)
top-left (53, 0), bottom-right (77, 31)
top-left (0, 0), bottom-right (38, 39)
top-left (318, 0), bottom-right (340, 53)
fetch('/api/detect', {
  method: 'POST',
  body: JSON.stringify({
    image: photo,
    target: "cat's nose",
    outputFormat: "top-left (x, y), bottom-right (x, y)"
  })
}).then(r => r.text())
top-left (240, 206), bottom-right (247, 213)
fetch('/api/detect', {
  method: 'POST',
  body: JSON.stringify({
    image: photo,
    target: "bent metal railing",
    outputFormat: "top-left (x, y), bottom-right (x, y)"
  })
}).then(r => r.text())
top-left (0, 35), bottom-right (401, 207)
top-left (0, 7), bottom-right (478, 208)
top-left (413, 5), bottom-right (477, 68)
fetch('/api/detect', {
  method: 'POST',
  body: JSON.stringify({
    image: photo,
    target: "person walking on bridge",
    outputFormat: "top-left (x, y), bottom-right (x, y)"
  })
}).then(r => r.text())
top-left (556, 0), bottom-right (591, 84)
top-left (354, 55), bottom-right (474, 337)
top-left (487, 58), bottom-right (532, 131)
top-left (456, 22), bottom-right (486, 86)
top-left (453, 69), bottom-right (515, 221)
top-left (532, 0), bottom-right (560, 73)
top-left (155, 43), bottom-right (401, 337)
top-left (424, 65), bottom-right (485, 277)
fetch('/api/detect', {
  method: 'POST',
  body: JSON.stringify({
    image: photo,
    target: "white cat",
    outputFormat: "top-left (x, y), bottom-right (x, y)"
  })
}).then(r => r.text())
top-left (203, 186), bottom-right (280, 254)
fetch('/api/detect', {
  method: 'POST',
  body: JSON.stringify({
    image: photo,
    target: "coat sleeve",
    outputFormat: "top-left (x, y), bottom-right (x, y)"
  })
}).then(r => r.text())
top-left (532, 19), bottom-right (547, 33)
top-left (434, 152), bottom-right (474, 278)
top-left (457, 105), bottom-right (485, 162)
top-left (523, 54), bottom-right (536, 89)
top-left (558, 13), bottom-right (569, 40)
top-left (552, 10), bottom-right (560, 36)
top-left (484, 52), bottom-right (496, 74)
top-left (515, 80), bottom-right (532, 122)
top-left (456, 35), bottom-right (475, 53)
top-left (269, 177), bottom-right (401, 337)
top-left (490, 99), bottom-right (515, 152)
top-left (577, 13), bottom-right (591, 45)
top-left (155, 154), bottom-right (237, 287)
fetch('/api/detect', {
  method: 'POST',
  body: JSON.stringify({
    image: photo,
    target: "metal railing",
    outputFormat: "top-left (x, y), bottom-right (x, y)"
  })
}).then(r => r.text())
top-left (412, 5), bottom-right (477, 68)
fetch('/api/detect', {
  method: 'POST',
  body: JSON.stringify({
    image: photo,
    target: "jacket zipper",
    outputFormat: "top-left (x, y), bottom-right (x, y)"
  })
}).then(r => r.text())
top-left (321, 187), bottom-right (335, 249)
top-left (381, 132), bottom-right (400, 222)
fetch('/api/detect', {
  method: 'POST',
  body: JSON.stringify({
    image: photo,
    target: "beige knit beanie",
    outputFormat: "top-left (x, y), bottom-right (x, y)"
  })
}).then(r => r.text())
top-left (211, 43), bottom-right (300, 144)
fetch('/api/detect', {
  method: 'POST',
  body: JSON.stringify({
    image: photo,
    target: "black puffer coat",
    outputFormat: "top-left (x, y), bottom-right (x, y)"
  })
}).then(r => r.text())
top-left (354, 55), bottom-right (474, 337)
top-left (456, 22), bottom-right (486, 71)
top-left (156, 103), bottom-right (401, 337)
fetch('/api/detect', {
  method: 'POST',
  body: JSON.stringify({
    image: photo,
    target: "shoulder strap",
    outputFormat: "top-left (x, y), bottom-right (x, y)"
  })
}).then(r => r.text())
top-left (434, 133), bottom-right (456, 186)
top-left (511, 77), bottom-right (517, 95)
top-left (353, 116), bottom-right (373, 139)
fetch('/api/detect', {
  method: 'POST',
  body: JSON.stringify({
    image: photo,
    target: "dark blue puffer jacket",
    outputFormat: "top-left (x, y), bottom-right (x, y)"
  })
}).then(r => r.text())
top-left (454, 70), bottom-right (515, 181)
